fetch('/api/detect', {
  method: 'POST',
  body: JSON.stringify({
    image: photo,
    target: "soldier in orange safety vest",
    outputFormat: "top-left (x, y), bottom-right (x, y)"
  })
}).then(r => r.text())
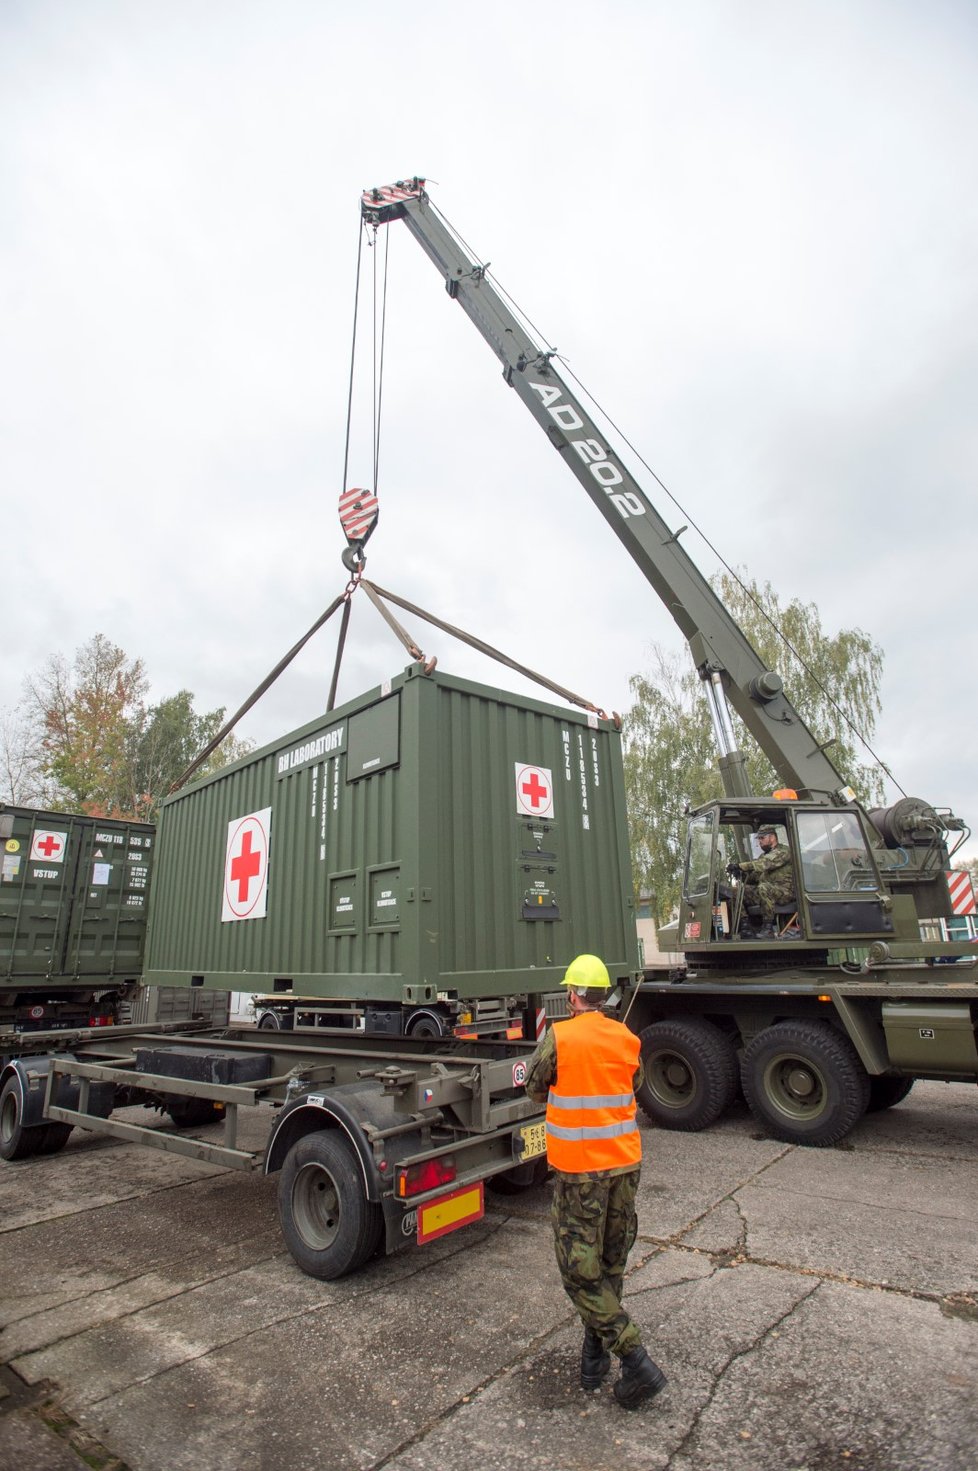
top-left (524, 954), bottom-right (668, 1410)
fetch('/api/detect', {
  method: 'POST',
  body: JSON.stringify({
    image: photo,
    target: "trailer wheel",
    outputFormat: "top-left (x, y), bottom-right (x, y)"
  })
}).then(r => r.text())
top-left (866, 1076), bottom-right (915, 1113)
top-left (166, 1097), bottom-right (224, 1128)
top-left (406, 1009), bottom-right (446, 1039)
top-left (34, 1122), bottom-right (74, 1155)
top-left (0, 1077), bottom-right (44, 1161)
top-left (741, 1021), bottom-right (871, 1146)
top-left (258, 1010), bottom-right (288, 1031)
top-left (487, 1156), bottom-right (549, 1194)
top-left (636, 1018), bottom-right (738, 1131)
top-left (278, 1130), bottom-right (383, 1280)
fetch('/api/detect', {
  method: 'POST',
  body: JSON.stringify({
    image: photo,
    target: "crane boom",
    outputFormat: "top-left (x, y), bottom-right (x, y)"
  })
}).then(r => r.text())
top-left (362, 179), bottom-right (852, 804)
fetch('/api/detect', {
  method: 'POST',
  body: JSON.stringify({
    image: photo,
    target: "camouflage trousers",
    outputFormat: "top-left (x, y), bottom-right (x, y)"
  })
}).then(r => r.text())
top-left (743, 877), bottom-right (795, 924)
top-left (550, 1168), bottom-right (642, 1357)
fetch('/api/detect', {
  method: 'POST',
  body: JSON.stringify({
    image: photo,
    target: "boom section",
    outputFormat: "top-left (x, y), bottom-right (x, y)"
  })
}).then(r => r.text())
top-left (362, 180), bottom-right (846, 803)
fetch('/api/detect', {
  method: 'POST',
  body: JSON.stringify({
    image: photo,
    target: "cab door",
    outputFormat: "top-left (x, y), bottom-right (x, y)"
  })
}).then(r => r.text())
top-left (678, 810), bottom-right (718, 946)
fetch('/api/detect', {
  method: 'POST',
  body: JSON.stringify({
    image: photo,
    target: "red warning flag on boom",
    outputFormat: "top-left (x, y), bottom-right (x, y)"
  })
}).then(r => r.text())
top-left (339, 487), bottom-right (379, 544)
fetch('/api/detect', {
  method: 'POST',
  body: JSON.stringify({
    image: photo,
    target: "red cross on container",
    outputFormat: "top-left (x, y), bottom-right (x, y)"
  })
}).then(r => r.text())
top-left (515, 764), bottom-right (554, 818)
top-left (223, 810), bottom-right (271, 921)
top-left (230, 830), bottom-right (261, 902)
top-left (36, 834), bottom-right (61, 857)
top-left (521, 772), bottom-right (548, 809)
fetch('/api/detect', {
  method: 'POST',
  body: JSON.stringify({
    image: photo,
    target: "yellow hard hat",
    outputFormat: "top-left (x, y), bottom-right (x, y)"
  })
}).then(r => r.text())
top-left (561, 953), bottom-right (611, 989)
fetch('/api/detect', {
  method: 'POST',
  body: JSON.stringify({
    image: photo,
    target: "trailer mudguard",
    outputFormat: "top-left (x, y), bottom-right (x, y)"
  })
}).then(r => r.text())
top-left (0, 1057), bottom-right (115, 1126)
top-left (264, 1081), bottom-right (418, 1202)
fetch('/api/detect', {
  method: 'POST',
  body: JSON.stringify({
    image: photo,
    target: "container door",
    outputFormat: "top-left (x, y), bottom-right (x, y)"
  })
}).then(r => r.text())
top-left (64, 823), bottom-right (154, 977)
top-left (0, 809), bottom-right (81, 977)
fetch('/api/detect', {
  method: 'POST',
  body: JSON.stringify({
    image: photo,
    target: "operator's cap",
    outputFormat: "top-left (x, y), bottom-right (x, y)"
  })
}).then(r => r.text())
top-left (561, 953), bottom-right (611, 989)
top-left (757, 824), bottom-right (779, 836)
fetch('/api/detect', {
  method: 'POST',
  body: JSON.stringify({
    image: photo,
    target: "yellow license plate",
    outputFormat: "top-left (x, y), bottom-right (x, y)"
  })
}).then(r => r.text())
top-left (518, 1120), bottom-right (547, 1160)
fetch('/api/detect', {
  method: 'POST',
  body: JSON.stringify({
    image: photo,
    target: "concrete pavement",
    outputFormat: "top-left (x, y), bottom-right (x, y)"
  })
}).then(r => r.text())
top-left (1, 1081), bottom-right (976, 1470)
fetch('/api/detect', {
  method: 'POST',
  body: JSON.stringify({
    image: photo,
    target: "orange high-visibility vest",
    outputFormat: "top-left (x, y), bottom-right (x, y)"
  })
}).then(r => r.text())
top-left (546, 1010), bottom-right (642, 1174)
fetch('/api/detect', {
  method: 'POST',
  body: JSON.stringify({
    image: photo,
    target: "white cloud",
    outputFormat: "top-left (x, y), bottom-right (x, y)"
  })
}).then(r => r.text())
top-left (3, 0), bottom-right (977, 842)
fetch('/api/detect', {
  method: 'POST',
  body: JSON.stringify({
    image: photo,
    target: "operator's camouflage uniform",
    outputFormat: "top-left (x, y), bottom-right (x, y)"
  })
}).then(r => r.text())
top-left (524, 1025), bottom-right (643, 1357)
top-left (740, 842), bottom-right (795, 923)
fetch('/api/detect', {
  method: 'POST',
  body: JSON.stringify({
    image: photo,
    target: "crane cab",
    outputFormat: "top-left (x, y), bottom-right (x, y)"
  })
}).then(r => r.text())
top-left (676, 799), bottom-right (912, 957)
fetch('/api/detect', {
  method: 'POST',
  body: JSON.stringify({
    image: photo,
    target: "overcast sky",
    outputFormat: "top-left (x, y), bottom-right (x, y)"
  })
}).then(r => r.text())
top-left (3, 0), bottom-right (977, 861)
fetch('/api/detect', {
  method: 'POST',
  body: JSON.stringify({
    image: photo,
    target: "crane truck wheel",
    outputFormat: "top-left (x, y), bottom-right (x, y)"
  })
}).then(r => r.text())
top-left (636, 1018), bottom-right (738, 1131)
top-left (741, 1021), bottom-right (871, 1146)
top-left (866, 1076), bottom-right (915, 1113)
top-left (278, 1129), bottom-right (384, 1280)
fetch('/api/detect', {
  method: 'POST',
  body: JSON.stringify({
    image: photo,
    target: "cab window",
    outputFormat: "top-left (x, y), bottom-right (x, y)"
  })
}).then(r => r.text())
top-left (684, 813), bottom-right (716, 899)
top-left (796, 811), bottom-right (876, 892)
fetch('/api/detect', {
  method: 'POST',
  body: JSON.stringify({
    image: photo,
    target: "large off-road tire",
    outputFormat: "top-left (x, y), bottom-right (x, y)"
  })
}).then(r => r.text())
top-left (0, 1077), bottom-right (45, 1161)
top-left (866, 1076), bottom-right (915, 1113)
top-left (636, 1018), bottom-right (738, 1131)
top-left (278, 1130), bottom-right (383, 1280)
top-left (166, 1097), bottom-right (224, 1128)
top-left (741, 1021), bottom-right (871, 1146)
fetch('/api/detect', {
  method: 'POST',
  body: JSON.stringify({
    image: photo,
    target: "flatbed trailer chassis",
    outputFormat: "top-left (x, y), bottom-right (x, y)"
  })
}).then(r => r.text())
top-left (0, 1022), bottom-right (546, 1278)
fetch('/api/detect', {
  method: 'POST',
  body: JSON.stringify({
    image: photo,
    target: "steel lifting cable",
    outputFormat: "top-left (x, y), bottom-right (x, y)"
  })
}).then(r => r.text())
top-left (361, 579), bottom-right (618, 724)
top-left (430, 196), bottom-right (900, 793)
top-left (556, 357), bottom-right (906, 796)
top-left (341, 217), bottom-right (365, 496)
top-left (372, 221), bottom-right (390, 491)
top-left (168, 590), bottom-right (351, 793)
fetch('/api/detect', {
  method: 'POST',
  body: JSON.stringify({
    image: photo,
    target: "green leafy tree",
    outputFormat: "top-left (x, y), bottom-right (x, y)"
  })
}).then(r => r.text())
top-left (24, 635), bottom-right (148, 818)
top-left (132, 691), bottom-right (252, 818)
top-left (624, 569), bottom-right (887, 923)
top-left (15, 634), bottom-right (251, 821)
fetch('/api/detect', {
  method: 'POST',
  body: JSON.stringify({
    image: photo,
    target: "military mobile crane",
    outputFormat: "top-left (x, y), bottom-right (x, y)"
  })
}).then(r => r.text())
top-left (362, 177), bottom-right (977, 1146)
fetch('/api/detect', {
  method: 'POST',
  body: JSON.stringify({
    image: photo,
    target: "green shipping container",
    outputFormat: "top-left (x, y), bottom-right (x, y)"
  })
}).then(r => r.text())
top-left (0, 804), bottom-right (154, 991)
top-left (145, 665), bottom-right (638, 1002)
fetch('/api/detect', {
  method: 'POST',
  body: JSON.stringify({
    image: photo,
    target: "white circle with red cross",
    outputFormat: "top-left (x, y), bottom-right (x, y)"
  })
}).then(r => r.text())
top-left (515, 763), bottom-right (554, 819)
top-left (31, 830), bottom-right (67, 863)
top-left (222, 808), bottom-right (272, 922)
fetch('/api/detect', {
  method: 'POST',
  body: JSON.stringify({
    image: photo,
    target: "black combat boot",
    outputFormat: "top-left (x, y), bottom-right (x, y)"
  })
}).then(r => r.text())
top-left (613, 1346), bottom-right (668, 1409)
top-left (580, 1328), bottom-right (611, 1390)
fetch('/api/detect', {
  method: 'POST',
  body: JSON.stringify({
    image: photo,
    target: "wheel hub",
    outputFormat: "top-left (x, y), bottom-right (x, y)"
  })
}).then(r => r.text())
top-left (650, 1051), bottom-right (695, 1106)
top-left (292, 1162), bottom-right (341, 1248)
top-left (764, 1054), bottom-right (826, 1119)
top-left (786, 1066), bottom-right (817, 1100)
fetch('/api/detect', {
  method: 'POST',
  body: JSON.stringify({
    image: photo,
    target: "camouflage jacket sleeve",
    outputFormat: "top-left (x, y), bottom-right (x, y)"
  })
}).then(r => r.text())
top-left (523, 1027), bottom-right (557, 1105)
top-left (742, 843), bottom-right (792, 879)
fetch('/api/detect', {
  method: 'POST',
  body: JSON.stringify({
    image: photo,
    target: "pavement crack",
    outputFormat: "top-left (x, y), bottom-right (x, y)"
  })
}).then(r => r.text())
top-left (627, 1236), bottom-right (949, 1307)
top-left (744, 1179), bottom-right (972, 1225)
top-left (2, 1248), bottom-right (290, 1356)
top-left (672, 1144), bottom-right (792, 1248)
top-left (664, 1278), bottom-right (822, 1469)
top-left (0, 1167), bottom-right (243, 1238)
